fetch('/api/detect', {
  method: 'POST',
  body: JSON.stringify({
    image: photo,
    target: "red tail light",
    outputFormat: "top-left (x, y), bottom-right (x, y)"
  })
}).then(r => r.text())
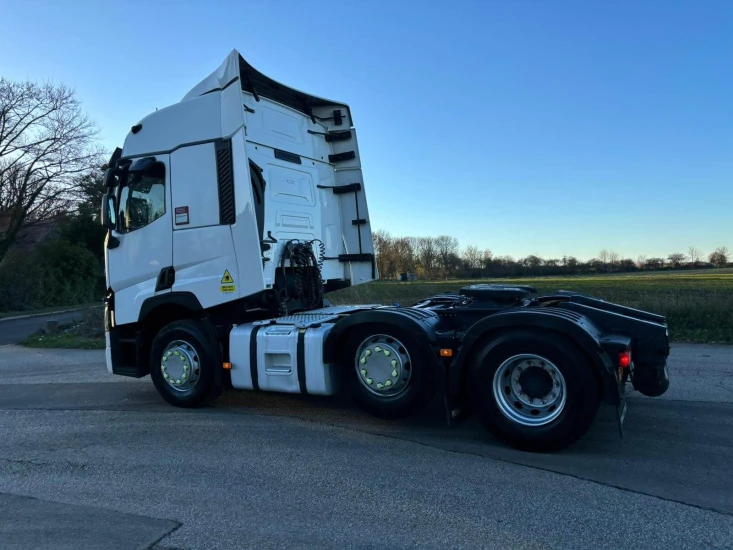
top-left (618, 351), bottom-right (632, 368)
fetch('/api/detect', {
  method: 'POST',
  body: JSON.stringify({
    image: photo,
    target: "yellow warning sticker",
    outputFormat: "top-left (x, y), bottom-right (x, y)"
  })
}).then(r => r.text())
top-left (220, 269), bottom-right (236, 293)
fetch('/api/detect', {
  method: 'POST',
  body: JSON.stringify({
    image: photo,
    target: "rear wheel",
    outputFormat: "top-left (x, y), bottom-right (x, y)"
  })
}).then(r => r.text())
top-left (468, 329), bottom-right (600, 452)
top-left (149, 319), bottom-right (222, 408)
top-left (342, 325), bottom-right (436, 420)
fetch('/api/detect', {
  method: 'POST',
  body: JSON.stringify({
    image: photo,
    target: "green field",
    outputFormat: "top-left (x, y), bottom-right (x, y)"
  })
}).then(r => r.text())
top-left (328, 269), bottom-right (733, 344)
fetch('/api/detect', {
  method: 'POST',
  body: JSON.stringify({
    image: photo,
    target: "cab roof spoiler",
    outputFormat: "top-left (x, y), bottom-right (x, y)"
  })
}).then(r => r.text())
top-left (181, 49), bottom-right (353, 126)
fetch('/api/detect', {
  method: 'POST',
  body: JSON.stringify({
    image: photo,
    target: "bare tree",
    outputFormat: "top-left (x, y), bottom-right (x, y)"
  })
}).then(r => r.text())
top-left (461, 245), bottom-right (482, 273)
top-left (416, 236), bottom-right (437, 279)
top-left (709, 246), bottom-right (730, 268)
top-left (608, 250), bottom-right (620, 266)
top-left (372, 229), bottom-right (392, 278)
top-left (0, 78), bottom-right (101, 262)
top-left (687, 246), bottom-right (702, 267)
top-left (481, 248), bottom-right (493, 268)
top-left (435, 235), bottom-right (459, 276)
top-left (521, 255), bottom-right (543, 269)
top-left (667, 253), bottom-right (685, 268)
top-left (636, 255), bottom-right (647, 269)
top-left (598, 249), bottom-right (609, 265)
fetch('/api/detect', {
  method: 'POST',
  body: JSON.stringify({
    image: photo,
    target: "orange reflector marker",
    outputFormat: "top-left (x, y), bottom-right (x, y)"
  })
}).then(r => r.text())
top-left (440, 349), bottom-right (453, 357)
top-left (618, 351), bottom-right (631, 368)
top-left (223, 362), bottom-right (232, 370)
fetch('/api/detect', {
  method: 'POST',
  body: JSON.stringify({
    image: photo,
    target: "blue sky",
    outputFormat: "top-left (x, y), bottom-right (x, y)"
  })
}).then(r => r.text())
top-left (2, 0), bottom-right (731, 261)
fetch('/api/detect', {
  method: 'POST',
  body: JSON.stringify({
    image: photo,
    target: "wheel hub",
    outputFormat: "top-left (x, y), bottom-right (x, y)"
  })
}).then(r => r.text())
top-left (518, 366), bottom-right (554, 399)
top-left (355, 335), bottom-right (411, 398)
top-left (493, 354), bottom-right (566, 427)
top-left (161, 340), bottom-right (201, 392)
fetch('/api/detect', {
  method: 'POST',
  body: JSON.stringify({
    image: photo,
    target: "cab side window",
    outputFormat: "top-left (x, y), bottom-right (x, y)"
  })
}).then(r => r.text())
top-left (118, 162), bottom-right (166, 233)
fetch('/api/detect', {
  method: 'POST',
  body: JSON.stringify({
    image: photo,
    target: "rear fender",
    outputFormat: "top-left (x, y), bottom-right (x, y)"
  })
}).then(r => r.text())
top-left (449, 308), bottom-right (622, 405)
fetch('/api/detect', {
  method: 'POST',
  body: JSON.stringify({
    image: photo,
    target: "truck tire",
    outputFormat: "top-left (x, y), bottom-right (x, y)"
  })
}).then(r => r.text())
top-left (342, 325), bottom-right (436, 420)
top-left (467, 329), bottom-right (600, 453)
top-left (149, 319), bottom-right (222, 408)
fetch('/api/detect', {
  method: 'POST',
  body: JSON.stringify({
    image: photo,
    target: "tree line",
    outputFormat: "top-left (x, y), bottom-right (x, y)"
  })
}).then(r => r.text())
top-left (373, 229), bottom-right (730, 280)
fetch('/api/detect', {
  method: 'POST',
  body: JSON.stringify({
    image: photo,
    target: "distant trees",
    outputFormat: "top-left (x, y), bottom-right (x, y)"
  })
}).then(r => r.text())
top-left (688, 246), bottom-right (703, 267)
top-left (373, 232), bottom-right (731, 280)
top-left (709, 247), bottom-right (730, 268)
top-left (667, 253), bottom-right (686, 268)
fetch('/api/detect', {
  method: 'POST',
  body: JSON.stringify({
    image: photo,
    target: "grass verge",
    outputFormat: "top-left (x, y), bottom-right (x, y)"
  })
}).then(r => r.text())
top-left (21, 308), bottom-right (105, 350)
top-left (22, 333), bottom-right (106, 350)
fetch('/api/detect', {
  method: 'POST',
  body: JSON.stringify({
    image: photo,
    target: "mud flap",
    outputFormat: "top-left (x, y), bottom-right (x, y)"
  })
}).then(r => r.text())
top-left (616, 368), bottom-right (628, 437)
top-left (616, 395), bottom-right (627, 438)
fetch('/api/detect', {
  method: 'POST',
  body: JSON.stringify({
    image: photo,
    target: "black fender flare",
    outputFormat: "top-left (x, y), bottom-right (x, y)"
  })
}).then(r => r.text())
top-left (139, 292), bottom-right (204, 322)
top-left (324, 308), bottom-right (442, 381)
top-left (449, 308), bottom-right (620, 405)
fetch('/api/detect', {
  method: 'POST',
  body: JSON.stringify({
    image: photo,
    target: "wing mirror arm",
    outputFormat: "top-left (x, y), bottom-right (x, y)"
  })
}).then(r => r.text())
top-left (101, 193), bottom-right (120, 249)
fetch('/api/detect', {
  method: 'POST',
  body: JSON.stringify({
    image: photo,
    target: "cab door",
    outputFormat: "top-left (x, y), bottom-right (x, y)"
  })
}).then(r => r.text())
top-left (105, 155), bottom-right (173, 326)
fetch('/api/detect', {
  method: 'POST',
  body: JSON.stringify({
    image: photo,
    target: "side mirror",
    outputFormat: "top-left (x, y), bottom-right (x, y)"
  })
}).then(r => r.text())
top-left (101, 193), bottom-right (117, 230)
top-left (103, 166), bottom-right (120, 188)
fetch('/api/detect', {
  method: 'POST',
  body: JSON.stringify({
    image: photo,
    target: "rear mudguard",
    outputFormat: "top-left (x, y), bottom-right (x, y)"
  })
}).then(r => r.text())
top-left (324, 307), bottom-right (443, 380)
top-left (537, 292), bottom-right (671, 397)
top-left (536, 291), bottom-right (670, 364)
top-left (448, 307), bottom-right (626, 406)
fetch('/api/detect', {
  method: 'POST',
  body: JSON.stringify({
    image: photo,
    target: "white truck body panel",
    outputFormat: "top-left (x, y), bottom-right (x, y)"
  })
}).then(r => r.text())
top-left (170, 144), bottom-right (221, 230)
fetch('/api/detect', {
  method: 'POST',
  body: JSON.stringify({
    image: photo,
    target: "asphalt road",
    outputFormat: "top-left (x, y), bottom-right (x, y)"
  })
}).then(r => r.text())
top-left (0, 343), bottom-right (731, 549)
top-left (0, 310), bottom-right (87, 345)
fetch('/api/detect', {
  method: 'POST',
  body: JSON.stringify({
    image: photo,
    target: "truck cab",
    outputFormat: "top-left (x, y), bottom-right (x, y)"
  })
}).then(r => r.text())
top-left (103, 49), bottom-right (375, 331)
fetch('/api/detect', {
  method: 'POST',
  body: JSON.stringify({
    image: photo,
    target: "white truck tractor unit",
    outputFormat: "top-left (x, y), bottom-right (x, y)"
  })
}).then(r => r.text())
top-left (101, 49), bottom-right (670, 452)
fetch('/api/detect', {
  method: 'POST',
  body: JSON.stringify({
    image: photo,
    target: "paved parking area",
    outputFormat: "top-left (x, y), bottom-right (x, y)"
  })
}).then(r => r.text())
top-left (0, 343), bottom-right (731, 549)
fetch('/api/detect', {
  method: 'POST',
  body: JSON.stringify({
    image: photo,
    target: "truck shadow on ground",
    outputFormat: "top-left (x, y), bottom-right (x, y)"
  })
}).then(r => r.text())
top-left (217, 387), bottom-right (628, 456)
top-left (213, 386), bottom-right (733, 516)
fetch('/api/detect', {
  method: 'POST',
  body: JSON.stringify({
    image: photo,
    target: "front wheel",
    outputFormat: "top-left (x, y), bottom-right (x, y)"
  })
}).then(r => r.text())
top-left (149, 319), bottom-right (222, 408)
top-left (468, 330), bottom-right (600, 452)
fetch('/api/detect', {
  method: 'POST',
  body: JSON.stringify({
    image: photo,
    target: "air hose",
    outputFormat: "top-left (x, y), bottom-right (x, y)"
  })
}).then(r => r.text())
top-left (278, 239), bottom-right (325, 312)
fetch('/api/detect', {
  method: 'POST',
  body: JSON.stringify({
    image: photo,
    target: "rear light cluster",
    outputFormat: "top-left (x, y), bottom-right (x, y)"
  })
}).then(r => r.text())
top-left (618, 350), bottom-right (632, 368)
